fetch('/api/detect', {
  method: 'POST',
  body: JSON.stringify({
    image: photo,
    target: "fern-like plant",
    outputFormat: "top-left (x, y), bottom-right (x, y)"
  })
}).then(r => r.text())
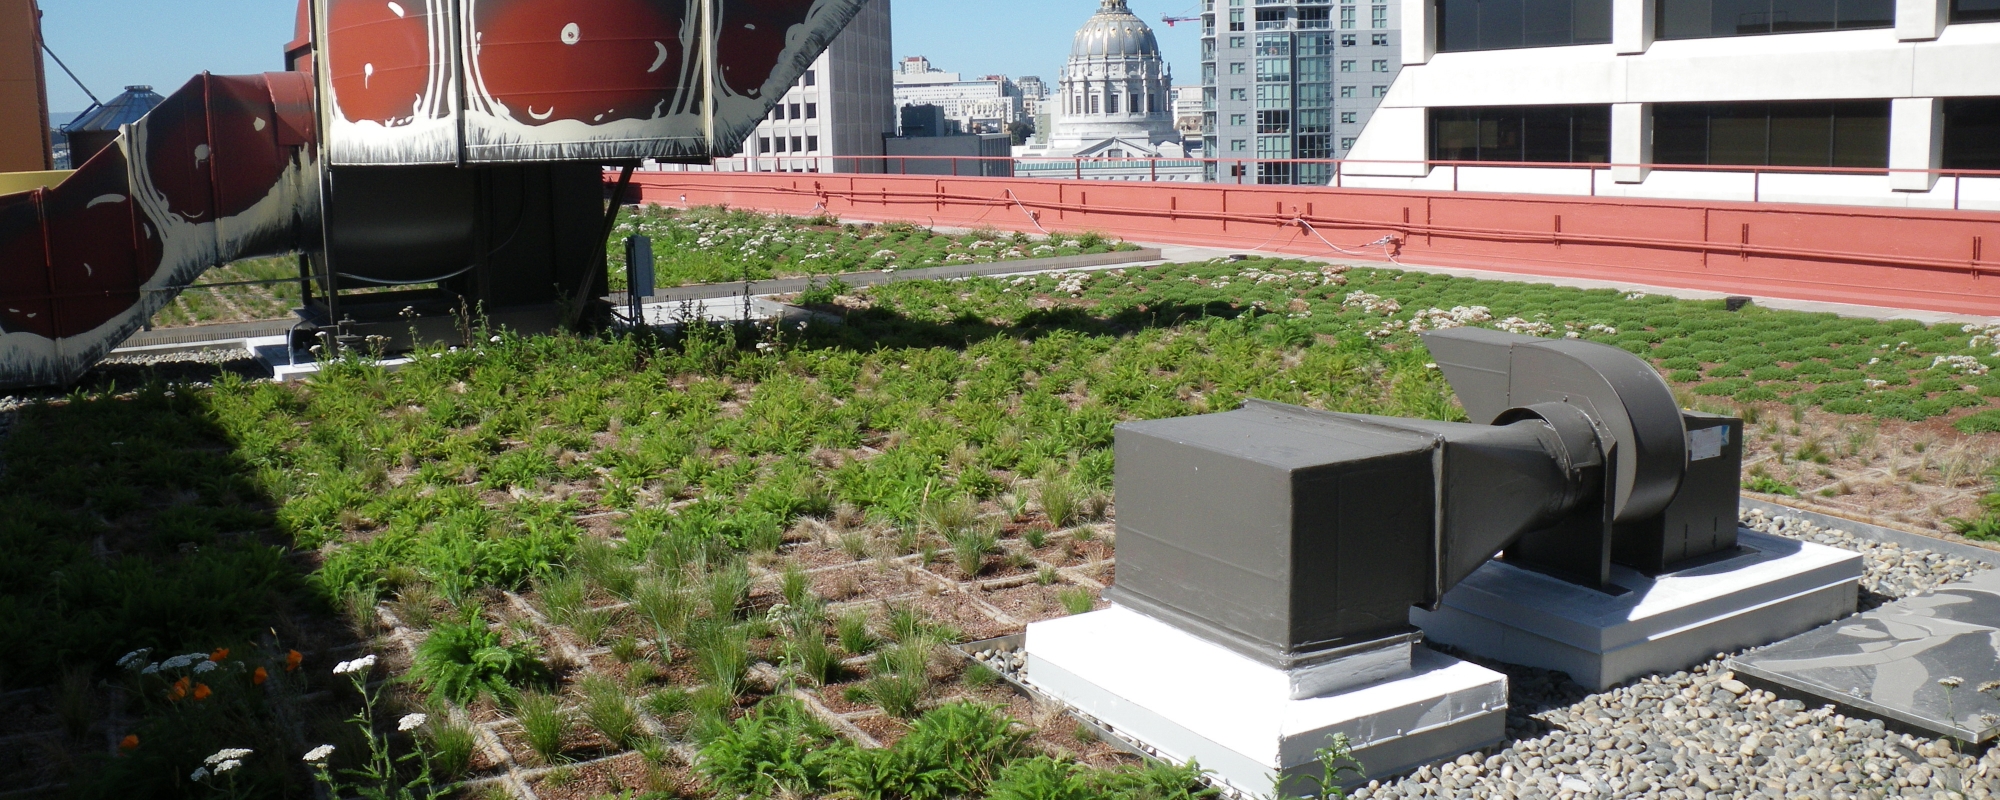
top-left (408, 615), bottom-right (553, 704)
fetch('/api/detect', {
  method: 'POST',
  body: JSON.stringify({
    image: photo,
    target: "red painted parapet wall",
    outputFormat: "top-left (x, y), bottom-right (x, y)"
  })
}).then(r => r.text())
top-left (626, 172), bottom-right (2000, 317)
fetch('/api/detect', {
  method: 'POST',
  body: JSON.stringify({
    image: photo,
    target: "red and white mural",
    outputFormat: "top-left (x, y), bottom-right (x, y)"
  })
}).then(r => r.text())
top-left (321, 0), bottom-right (869, 165)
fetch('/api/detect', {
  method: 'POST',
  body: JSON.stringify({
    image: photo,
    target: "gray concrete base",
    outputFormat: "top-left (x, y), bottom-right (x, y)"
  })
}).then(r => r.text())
top-left (1024, 606), bottom-right (1507, 797)
top-left (1412, 530), bottom-right (1863, 690)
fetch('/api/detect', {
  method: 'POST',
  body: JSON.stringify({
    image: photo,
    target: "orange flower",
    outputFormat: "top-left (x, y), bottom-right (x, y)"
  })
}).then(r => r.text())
top-left (285, 650), bottom-right (303, 672)
top-left (119, 734), bottom-right (139, 752)
top-left (193, 683), bottom-right (212, 701)
top-left (252, 666), bottom-right (268, 685)
top-left (210, 647), bottom-right (230, 662)
top-left (168, 677), bottom-right (190, 701)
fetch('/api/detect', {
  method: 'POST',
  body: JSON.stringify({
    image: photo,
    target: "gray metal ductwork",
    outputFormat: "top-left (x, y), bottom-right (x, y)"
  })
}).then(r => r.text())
top-left (1104, 328), bottom-right (1743, 678)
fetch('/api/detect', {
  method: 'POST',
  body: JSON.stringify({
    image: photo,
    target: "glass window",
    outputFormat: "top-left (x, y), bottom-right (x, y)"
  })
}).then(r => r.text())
top-left (1108, 94), bottom-right (1120, 113)
top-left (791, 136), bottom-right (803, 152)
top-left (1231, 113), bottom-right (1249, 125)
top-left (804, 70), bottom-right (816, 86)
top-left (1300, 34), bottom-right (1336, 55)
top-left (1259, 33), bottom-right (1294, 54)
top-left (1428, 105), bottom-right (1612, 163)
top-left (1373, 59), bottom-right (1389, 71)
top-left (1341, 34), bottom-right (1359, 45)
top-left (1437, 0), bottom-right (1614, 51)
top-left (1230, 9), bottom-right (1246, 30)
top-left (1372, 85), bottom-right (1388, 97)
top-left (1298, 57), bottom-right (1331, 82)
top-left (759, 136), bottom-right (771, 151)
top-left (1259, 58), bottom-right (1292, 81)
top-left (1341, 111), bottom-right (1358, 124)
top-left (1231, 88), bottom-right (1249, 100)
top-left (1232, 62), bottom-right (1248, 73)
top-left (1300, 109), bottom-right (1332, 132)
top-left (806, 103), bottom-right (817, 119)
top-left (1372, 5), bottom-right (1389, 26)
top-left (1651, 101), bottom-right (1889, 168)
top-left (1300, 134), bottom-right (1332, 158)
top-left (1341, 6), bottom-right (1358, 27)
top-left (807, 135), bottom-right (819, 152)
top-left (1259, 110), bottom-right (1293, 133)
top-left (1943, 99), bottom-right (2000, 170)
top-left (1341, 136), bottom-right (1357, 149)
top-left (1232, 139), bottom-right (1249, 151)
top-left (1258, 135), bottom-right (1293, 158)
top-left (1091, 95), bottom-right (1101, 113)
top-left (1952, 0), bottom-right (2000, 20)
top-left (1258, 162), bottom-right (1295, 184)
top-left (1231, 35), bottom-right (1248, 47)
top-left (1657, 0), bottom-right (1891, 38)
top-left (1256, 84), bottom-right (1293, 108)
top-left (1372, 33), bottom-right (1390, 44)
top-left (790, 103), bottom-right (802, 118)
top-left (1341, 59), bottom-right (1357, 71)
top-left (1299, 82), bottom-right (1333, 107)
top-left (1301, 7), bottom-right (1333, 27)
top-left (1340, 85), bottom-right (1356, 97)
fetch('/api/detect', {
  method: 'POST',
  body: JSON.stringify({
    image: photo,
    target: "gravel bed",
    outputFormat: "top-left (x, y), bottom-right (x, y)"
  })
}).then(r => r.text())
top-left (1355, 509), bottom-right (1998, 800)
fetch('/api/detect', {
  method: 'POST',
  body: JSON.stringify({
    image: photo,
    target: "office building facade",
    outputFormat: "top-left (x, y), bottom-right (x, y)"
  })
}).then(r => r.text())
top-left (1338, 0), bottom-right (2000, 208)
top-left (1200, 0), bottom-right (1404, 184)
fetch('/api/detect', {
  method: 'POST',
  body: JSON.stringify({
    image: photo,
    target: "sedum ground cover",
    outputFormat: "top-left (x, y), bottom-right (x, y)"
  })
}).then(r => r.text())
top-left (2, 232), bottom-right (1999, 798)
top-left (604, 205), bottom-right (1139, 290)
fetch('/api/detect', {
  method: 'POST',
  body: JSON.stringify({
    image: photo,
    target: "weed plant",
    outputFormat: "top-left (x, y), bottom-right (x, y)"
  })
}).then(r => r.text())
top-left (696, 697), bottom-right (838, 799)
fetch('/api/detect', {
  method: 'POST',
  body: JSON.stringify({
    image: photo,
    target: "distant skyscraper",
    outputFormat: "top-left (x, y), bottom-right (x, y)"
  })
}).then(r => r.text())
top-left (1201, 0), bottom-right (1402, 184)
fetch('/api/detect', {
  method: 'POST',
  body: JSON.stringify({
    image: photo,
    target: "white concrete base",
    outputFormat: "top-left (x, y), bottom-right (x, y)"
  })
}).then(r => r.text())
top-left (1024, 606), bottom-right (1507, 797)
top-left (1412, 530), bottom-right (1862, 690)
top-left (247, 336), bottom-right (413, 383)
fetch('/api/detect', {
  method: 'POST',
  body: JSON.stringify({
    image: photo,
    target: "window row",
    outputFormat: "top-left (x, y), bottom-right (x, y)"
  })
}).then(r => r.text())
top-left (757, 135), bottom-right (820, 154)
top-left (1436, 0), bottom-right (2000, 52)
top-left (769, 103), bottom-right (817, 121)
top-left (1424, 99), bottom-right (2000, 170)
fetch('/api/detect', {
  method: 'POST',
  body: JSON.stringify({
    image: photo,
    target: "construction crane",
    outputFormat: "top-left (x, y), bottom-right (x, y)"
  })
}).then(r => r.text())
top-left (1161, 13), bottom-right (1201, 26)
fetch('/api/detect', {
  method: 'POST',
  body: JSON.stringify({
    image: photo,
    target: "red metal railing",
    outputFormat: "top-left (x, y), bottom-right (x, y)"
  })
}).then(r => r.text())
top-left (641, 155), bottom-right (2000, 212)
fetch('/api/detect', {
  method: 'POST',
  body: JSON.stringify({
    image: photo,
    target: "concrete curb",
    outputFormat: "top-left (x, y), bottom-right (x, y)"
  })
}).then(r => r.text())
top-left (628, 247), bottom-right (1163, 303)
top-left (1740, 496), bottom-right (2000, 567)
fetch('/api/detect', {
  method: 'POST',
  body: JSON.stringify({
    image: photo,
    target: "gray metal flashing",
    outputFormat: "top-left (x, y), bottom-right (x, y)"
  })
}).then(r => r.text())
top-left (1739, 498), bottom-right (2000, 568)
top-left (629, 247), bottom-right (1164, 303)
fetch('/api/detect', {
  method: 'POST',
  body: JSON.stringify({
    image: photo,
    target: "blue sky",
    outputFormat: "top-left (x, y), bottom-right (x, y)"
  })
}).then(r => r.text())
top-left (38, 0), bottom-right (1203, 114)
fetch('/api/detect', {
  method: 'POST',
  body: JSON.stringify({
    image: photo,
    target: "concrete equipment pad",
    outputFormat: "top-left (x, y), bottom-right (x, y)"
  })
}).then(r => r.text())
top-left (1730, 569), bottom-right (2000, 743)
top-left (1413, 530), bottom-right (1862, 690)
top-left (1024, 606), bottom-right (1507, 797)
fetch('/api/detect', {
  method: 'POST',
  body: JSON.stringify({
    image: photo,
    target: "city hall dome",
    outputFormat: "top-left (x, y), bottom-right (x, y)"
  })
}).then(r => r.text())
top-left (1071, 0), bottom-right (1160, 59)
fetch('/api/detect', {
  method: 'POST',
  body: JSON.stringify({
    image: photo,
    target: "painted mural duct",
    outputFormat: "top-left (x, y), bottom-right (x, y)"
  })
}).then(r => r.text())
top-left (0, 0), bottom-right (867, 389)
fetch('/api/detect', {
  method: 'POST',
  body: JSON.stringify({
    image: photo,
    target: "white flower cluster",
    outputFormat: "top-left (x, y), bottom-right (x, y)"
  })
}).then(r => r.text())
top-left (945, 253), bottom-right (976, 263)
top-left (1057, 239), bottom-right (1082, 249)
top-left (1585, 323), bottom-right (1619, 335)
top-left (398, 713), bottom-right (429, 732)
top-left (116, 648), bottom-right (152, 670)
top-left (871, 249), bottom-right (898, 259)
top-left (1031, 244), bottom-right (1056, 255)
top-left (1495, 317), bottom-right (1557, 336)
top-left (1864, 378), bottom-right (1889, 389)
top-left (331, 654), bottom-right (377, 675)
top-left (970, 239), bottom-right (998, 249)
top-left (1341, 291), bottom-right (1402, 316)
top-left (1315, 266), bottom-right (1350, 287)
top-left (1416, 305), bottom-right (1493, 330)
top-left (1624, 292), bottom-right (1648, 301)
top-left (303, 744), bottom-right (336, 763)
top-left (192, 748), bottom-right (252, 781)
top-left (1964, 323), bottom-right (2000, 356)
top-left (1931, 355), bottom-right (1991, 376)
top-left (1051, 271), bottom-right (1091, 296)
